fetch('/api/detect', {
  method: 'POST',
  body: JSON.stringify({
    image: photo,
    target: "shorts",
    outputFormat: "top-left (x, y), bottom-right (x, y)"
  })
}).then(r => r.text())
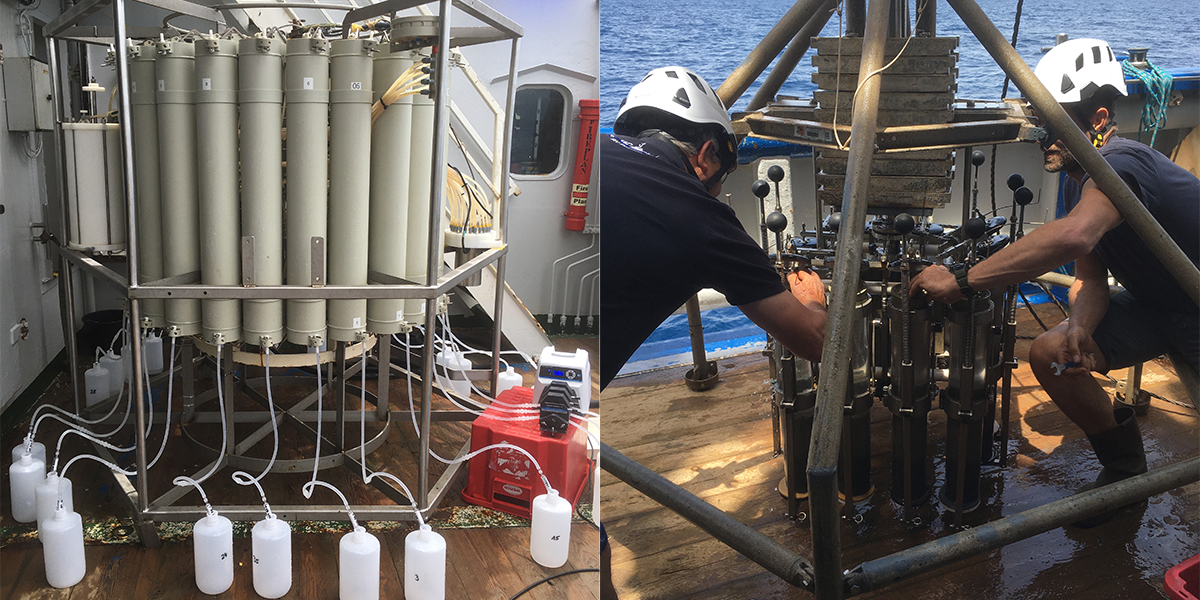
top-left (1090, 291), bottom-right (1199, 374)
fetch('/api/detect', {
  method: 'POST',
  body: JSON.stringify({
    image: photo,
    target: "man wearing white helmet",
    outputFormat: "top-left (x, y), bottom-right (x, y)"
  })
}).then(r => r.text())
top-left (599, 68), bottom-right (828, 599)
top-left (600, 67), bottom-right (828, 389)
top-left (911, 39), bottom-right (1199, 526)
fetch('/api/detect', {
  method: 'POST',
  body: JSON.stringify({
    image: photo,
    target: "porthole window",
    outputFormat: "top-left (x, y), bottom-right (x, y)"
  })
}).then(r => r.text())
top-left (510, 87), bottom-right (566, 175)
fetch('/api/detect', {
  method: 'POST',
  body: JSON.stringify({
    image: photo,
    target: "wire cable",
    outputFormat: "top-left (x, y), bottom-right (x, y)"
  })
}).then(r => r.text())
top-left (506, 569), bottom-right (600, 600)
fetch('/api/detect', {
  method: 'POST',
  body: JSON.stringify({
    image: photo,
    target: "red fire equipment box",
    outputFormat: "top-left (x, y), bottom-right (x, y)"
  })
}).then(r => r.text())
top-left (461, 386), bottom-right (591, 519)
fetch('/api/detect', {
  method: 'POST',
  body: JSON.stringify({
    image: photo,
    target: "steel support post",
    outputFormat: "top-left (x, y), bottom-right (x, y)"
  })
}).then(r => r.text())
top-left (600, 442), bottom-right (814, 589)
top-left (47, 39), bottom-right (84, 414)
top-left (845, 0), bottom-right (865, 37)
top-left (845, 456), bottom-right (1200, 595)
top-left (490, 34), bottom-right (519, 397)
top-left (809, 0), bottom-right (890, 598)
top-left (377, 338), bottom-right (391, 421)
top-left (715, 0), bottom-right (832, 106)
top-left (748, 0), bottom-right (839, 111)
top-left (947, 0), bottom-right (1200, 305)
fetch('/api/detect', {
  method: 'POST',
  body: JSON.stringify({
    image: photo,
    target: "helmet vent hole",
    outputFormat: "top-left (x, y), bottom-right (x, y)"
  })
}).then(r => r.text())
top-left (1061, 74), bottom-right (1075, 94)
top-left (1092, 46), bottom-right (1102, 64)
top-left (1076, 54), bottom-right (1085, 71)
top-left (1106, 46), bottom-right (1114, 61)
top-left (687, 72), bottom-right (707, 95)
top-left (665, 70), bottom-right (678, 78)
top-left (672, 87), bottom-right (691, 108)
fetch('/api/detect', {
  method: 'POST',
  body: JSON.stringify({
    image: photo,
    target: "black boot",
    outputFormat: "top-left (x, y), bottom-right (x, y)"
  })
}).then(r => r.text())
top-left (1071, 405), bottom-right (1147, 528)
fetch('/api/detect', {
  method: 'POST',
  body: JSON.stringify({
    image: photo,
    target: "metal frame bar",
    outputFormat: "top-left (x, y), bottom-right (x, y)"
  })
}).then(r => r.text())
top-left (45, 0), bottom-right (522, 541)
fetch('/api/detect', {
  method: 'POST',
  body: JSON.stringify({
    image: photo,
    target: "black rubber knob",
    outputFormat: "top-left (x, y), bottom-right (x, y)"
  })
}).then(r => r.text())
top-left (766, 211), bottom-right (788, 233)
top-left (751, 179), bottom-right (771, 198)
top-left (1015, 186), bottom-right (1034, 206)
top-left (964, 217), bottom-right (987, 239)
top-left (1007, 173), bottom-right (1024, 191)
top-left (971, 150), bottom-right (986, 167)
top-left (767, 165), bottom-right (785, 182)
top-left (824, 212), bottom-right (841, 232)
top-left (894, 213), bottom-right (915, 235)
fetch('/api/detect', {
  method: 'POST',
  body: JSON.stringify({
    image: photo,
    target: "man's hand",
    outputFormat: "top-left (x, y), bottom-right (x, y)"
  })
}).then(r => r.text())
top-left (787, 269), bottom-right (827, 311)
top-left (1059, 325), bottom-right (1101, 374)
top-left (908, 264), bottom-right (963, 304)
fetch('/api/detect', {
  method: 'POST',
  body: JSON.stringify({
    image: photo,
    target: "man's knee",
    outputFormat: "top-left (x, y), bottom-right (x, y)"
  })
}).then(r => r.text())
top-left (1029, 329), bottom-right (1064, 380)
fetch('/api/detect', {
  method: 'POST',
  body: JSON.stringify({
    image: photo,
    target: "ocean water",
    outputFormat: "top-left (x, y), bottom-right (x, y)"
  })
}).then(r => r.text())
top-left (600, 0), bottom-right (1200, 127)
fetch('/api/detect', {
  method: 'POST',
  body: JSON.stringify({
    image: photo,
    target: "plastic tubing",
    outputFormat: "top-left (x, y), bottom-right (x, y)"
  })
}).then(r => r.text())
top-left (301, 480), bottom-right (360, 531)
top-left (186, 343), bottom-right (228, 485)
top-left (356, 358), bottom-right (426, 528)
top-left (173, 475), bottom-right (219, 518)
top-left (309, 345), bottom-right (324, 486)
top-left (231, 348), bottom-right (281, 517)
top-left (50, 428), bottom-right (134, 475)
top-left (59, 453), bottom-right (137, 506)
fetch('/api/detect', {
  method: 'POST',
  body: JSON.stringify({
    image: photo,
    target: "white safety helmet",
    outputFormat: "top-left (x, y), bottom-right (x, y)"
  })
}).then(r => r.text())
top-left (615, 67), bottom-right (734, 137)
top-left (1034, 38), bottom-right (1128, 104)
top-left (615, 66), bottom-right (738, 174)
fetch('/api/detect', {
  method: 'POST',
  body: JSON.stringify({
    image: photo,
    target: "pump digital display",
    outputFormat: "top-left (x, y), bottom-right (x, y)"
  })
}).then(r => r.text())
top-left (539, 365), bottom-right (582, 382)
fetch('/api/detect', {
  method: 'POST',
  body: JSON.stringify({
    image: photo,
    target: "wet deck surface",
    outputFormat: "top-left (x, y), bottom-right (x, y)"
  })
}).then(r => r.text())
top-left (1, 335), bottom-right (601, 599)
top-left (601, 311), bottom-right (1199, 599)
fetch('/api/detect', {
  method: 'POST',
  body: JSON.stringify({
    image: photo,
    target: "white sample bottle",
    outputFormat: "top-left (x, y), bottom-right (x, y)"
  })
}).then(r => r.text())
top-left (99, 350), bottom-right (123, 398)
top-left (9, 452), bottom-right (46, 523)
top-left (496, 367), bottom-right (524, 396)
top-left (11, 441), bottom-right (47, 467)
top-left (339, 526), bottom-right (380, 600)
top-left (252, 515), bottom-right (293, 598)
top-left (404, 524), bottom-right (446, 600)
top-left (530, 490), bottom-right (572, 568)
top-left (41, 506), bottom-right (86, 588)
top-left (193, 512), bottom-right (234, 595)
top-left (145, 332), bottom-right (165, 375)
top-left (85, 361), bottom-right (111, 407)
top-left (36, 473), bottom-right (74, 534)
top-left (434, 350), bottom-right (472, 398)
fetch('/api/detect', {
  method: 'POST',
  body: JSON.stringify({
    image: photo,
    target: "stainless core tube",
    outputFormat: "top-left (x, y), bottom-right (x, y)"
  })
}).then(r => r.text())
top-left (327, 38), bottom-right (375, 342)
top-left (155, 40), bottom-right (201, 337)
top-left (367, 45), bottom-right (415, 334)
top-left (239, 36), bottom-right (286, 346)
top-left (285, 37), bottom-right (331, 347)
top-left (195, 37), bottom-right (242, 345)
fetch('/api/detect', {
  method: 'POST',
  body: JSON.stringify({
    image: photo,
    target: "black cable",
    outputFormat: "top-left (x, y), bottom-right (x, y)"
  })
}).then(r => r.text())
top-left (999, 0), bottom-right (1025, 99)
top-left (1017, 287), bottom-right (1050, 331)
top-left (507, 568), bottom-right (601, 600)
top-left (1033, 280), bottom-right (1070, 319)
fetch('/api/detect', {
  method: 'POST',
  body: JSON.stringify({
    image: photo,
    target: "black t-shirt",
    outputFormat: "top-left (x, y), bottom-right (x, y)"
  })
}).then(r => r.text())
top-left (1062, 136), bottom-right (1200, 311)
top-left (600, 134), bottom-right (786, 388)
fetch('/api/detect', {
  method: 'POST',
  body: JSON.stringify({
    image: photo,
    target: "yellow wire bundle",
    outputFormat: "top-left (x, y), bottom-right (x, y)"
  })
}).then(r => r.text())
top-left (446, 165), bottom-right (493, 235)
top-left (370, 62), bottom-right (429, 125)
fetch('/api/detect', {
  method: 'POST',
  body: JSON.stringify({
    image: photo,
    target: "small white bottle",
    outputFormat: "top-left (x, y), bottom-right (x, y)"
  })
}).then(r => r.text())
top-left (193, 512), bottom-right (234, 595)
top-left (530, 490), bottom-right (572, 568)
top-left (252, 515), bottom-right (292, 599)
top-left (41, 506), bottom-right (86, 588)
top-left (145, 333), bottom-right (165, 375)
top-left (99, 350), bottom-right (123, 398)
top-left (85, 361), bottom-right (111, 407)
top-left (339, 526), bottom-right (380, 600)
top-left (36, 472), bottom-right (74, 534)
top-left (496, 367), bottom-right (524, 396)
top-left (404, 524), bottom-right (446, 600)
top-left (11, 441), bottom-right (47, 467)
top-left (9, 452), bottom-right (46, 523)
top-left (434, 350), bottom-right (472, 398)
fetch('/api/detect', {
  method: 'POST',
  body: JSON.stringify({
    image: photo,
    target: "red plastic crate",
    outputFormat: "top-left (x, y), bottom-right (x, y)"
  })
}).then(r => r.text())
top-left (1166, 554), bottom-right (1200, 600)
top-left (461, 386), bottom-right (591, 519)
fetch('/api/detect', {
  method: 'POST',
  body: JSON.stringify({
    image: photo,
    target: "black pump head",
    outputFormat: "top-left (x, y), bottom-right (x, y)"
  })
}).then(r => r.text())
top-left (894, 213), bottom-right (915, 235)
top-left (766, 211), bottom-right (788, 233)
top-left (751, 179), bottom-right (771, 198)
top-left (1006, 173), bottom-right (1024, 191)
top-left (1015, 186), bottom-right (1034, 206)
top-left (971, 150), bottom-right (986, 167)
top-left (824, 212), bottom-right (842, 232)
top-left (963, 217), bottom-right (987, 240)
top-left (767, 164), bottom-right (785, 182)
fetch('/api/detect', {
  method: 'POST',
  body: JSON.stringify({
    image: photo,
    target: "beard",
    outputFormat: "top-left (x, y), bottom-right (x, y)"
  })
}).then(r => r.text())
top-left (1043, 144), bottom-right (1081, 174)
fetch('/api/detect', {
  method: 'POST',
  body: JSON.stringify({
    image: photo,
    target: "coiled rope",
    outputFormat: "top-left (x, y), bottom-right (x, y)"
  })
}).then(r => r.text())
top-left (1121, 59), bottom-right (1174, 146)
